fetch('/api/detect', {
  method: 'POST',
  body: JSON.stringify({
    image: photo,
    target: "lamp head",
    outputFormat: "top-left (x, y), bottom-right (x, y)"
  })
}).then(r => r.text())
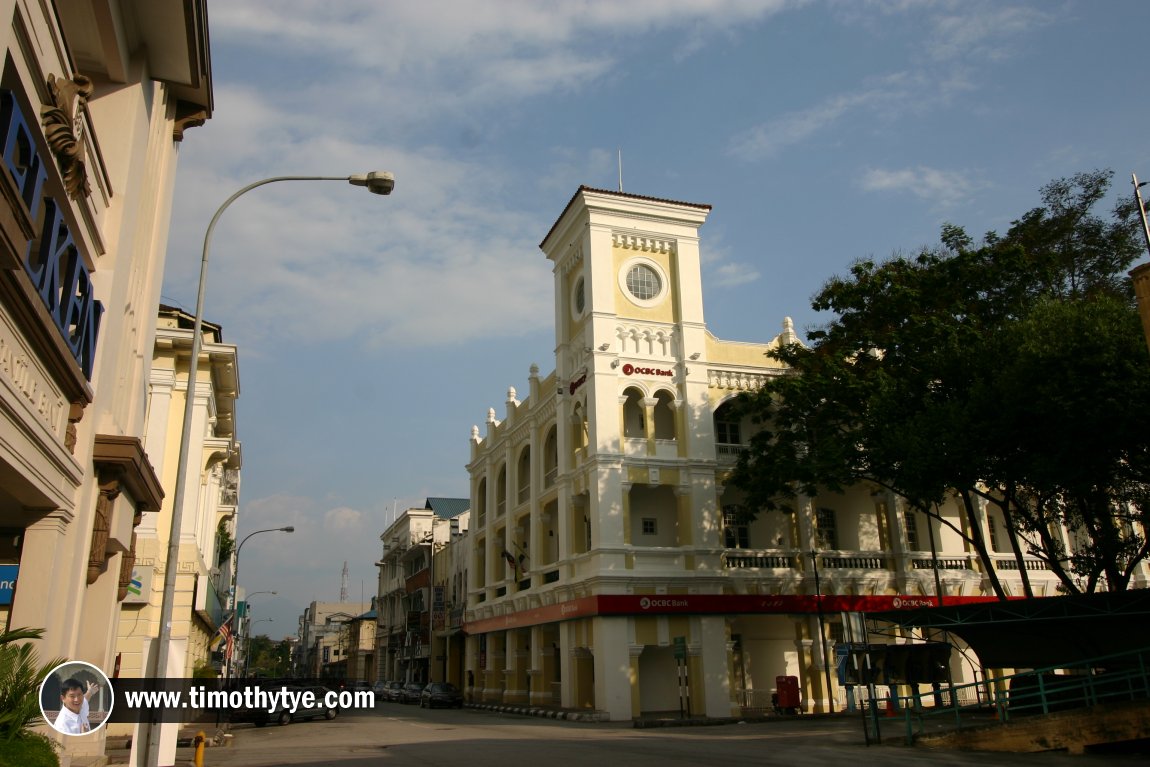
top-left (282, 526), bottom-right (295, 533)
top-left (349, 171), bottom-right (395, 195)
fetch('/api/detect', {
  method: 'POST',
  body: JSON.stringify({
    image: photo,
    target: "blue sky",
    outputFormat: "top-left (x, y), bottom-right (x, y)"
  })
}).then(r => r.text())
top-left (160, 0), bottom-right (1150, 637)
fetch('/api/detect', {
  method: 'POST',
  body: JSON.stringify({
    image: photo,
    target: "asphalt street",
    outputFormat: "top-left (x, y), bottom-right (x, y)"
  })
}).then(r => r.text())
top-left (129, 703), bottom-right (1147, 767)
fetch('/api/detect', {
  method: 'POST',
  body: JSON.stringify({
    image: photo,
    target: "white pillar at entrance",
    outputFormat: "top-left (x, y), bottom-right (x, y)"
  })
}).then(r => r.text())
top-left (698, 616), bottom-right (732, 718)
top-left (593, 616), bottom-right (631, 719)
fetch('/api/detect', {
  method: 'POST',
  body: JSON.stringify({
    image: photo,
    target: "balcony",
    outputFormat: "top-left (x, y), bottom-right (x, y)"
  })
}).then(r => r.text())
top-left (911, 556), bottom-right (975, 571)
top-left (724, 552), bottom-right (797, 570)
top-left (716, 443), bottom-right (747, 463)
top-left (821, 555), bottom-right (888, 570)
top-left (994, 556), bottom-right (1052, 571)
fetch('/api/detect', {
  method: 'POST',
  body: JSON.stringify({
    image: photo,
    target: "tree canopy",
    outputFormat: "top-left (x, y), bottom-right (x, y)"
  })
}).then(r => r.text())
top-left (730, 169), bottom-right (1150, 596)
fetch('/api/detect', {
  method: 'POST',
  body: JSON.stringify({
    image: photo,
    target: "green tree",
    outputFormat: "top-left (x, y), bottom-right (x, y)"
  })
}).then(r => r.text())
top-left (244, 635), bottom-right (291, 678)
top-left (731, 170), bottom-right (1148, 595)
top-left (0, 628), bottom-right (65, 767)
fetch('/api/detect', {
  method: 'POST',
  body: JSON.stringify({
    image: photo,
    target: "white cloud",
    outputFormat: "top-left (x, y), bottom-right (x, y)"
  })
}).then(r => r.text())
top-left (728, 90), bottom-right (879, 160)
top-left (859, 165), bottom-right (985, 208)
top-left (728, 2), bottom-right (1058, 161)
top-left (710, 261), bottom-right (763, 288)
top-left (927, 5), bottom-right (1058, 63)
top-left (210, 1), bottom-right (796, 127)
top-left (323, 507), bottom-right (365, 534)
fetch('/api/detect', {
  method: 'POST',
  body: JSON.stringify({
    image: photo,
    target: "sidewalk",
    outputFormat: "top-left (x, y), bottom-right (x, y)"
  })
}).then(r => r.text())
top-left (462, 701), bottom-right (799, 728)
top-left (104, 727), bottom-right (233, 767)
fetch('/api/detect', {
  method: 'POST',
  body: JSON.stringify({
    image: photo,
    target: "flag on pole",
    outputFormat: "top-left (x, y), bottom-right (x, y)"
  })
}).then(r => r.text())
top-left (211, 611), bottom-right (234, 654)
top-left (223, 622), bottom-right (234, 661)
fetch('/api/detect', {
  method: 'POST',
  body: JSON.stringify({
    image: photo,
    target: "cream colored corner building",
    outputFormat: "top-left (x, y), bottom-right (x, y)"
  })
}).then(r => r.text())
top-left (0, 0), bottom-right (212, 762)
top-left (461, 187), bottom-right (1080, 721)
top-left (107, 306), bottom-right (240, 749)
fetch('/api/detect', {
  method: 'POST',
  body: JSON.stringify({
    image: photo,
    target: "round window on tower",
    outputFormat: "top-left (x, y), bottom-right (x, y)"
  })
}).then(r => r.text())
top-left (619, 258), bottom-right (667, 307)
top-left (574, 276), bottom-right (586, 315)
top-left (570, 275), bottom-right (586, 320)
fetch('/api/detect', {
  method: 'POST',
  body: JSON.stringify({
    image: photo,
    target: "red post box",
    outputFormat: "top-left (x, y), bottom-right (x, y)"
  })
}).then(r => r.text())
top-left (775, 675), bottom-right (800, 714)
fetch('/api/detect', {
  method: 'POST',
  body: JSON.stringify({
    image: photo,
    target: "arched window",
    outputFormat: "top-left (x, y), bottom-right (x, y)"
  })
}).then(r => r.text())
top-left (653, 390), bottom-right (675, 440)
top-left (476, 479), bottom-right (487, 526)
top-left (496, 466), bottom-right (507, 517)
top-left (622, 387), bottom-right (645, 438)
top-left (516, 446), bottom-right (531, 505)
top-left (543, 427), bottom-right (558, 487)
top-left (713, 399), bottom-right (745, 462)
top-left (571, 402), bottom-right (588, 451)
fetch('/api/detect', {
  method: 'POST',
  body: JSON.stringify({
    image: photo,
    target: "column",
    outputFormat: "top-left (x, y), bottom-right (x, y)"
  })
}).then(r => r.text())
top-left (642, 397), bottom-right (657, 456)
top-left (10, 511), bottom-right (75, 659)
top-left (528, 624), bottom-right (549, 706)
top-left (593, 616), bottom-right (631, 719)
top-left (486, 632), bottom-right (505, 703)
top-left (884, 491), bottom-right (912, 592)
top-left (505, 628), bottom-right (529, 705)
top-left (697, 616), bottom-right (733, 718)
top-left (464, 633), bottom-right (479, 702)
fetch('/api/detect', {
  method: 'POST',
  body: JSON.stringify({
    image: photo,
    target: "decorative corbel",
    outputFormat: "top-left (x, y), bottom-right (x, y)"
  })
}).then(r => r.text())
top-left (117, 507), bottom-right (144, 601)
top-left (41, 73), bottom-right (92, 200)
top-left (64, 402), bottom-right (85, 454)
top-left (87, 470), bottom-right (122, 584)
top-left (173, 101), bottom-right (208, 142)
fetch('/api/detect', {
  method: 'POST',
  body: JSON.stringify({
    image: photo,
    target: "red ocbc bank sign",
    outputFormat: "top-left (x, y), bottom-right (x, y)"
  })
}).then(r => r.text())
top-left (621, 364), bottom-right (673, 377)
top-left (462, 593), bottom-right (1000, 634)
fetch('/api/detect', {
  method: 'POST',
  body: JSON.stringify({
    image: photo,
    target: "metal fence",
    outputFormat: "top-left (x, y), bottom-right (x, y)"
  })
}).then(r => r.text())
top-left (876, 646), bottom-right (1150, 745)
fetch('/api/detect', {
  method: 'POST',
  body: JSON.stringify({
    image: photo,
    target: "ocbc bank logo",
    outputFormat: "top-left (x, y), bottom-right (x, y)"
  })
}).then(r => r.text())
top-left (621, 364), bottom-right (673, 377)
top-left (639, 597), bottom-right (687, 610)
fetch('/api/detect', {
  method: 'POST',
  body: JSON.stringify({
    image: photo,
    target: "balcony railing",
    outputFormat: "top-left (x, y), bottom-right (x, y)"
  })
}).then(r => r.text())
top-left (912, 557), bottom-right (974, 570)
top-left (716, 443), bottom-right (747, 462)
top-left (994, 556), bottom-right (1052, 571)
top-left (821, 555), bottom-right (887, 570)
top-left (724, 553), bottom-right (797, 569)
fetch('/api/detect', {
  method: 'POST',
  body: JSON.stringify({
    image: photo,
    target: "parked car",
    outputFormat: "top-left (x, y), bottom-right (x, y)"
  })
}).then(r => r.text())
top-left (400, 682), bottom-right (425, 704)
top-left (230, 684), bottom-right (338, 727)
top-left (383, 680), bottom-right (405, 702)
top-left (344, 680), bottom-right (372, 695)
top-left (420, 682), bottom-right (463, 709)
top-left (372, 681), bottom-right (390, 701)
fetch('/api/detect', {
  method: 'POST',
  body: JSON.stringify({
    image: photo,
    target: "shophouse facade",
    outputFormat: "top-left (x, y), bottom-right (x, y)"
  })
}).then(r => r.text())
top-left (0, 0), bottom-right (211, 760)
top-left (344, 609), bottom-right (377, 682)
top-left (111, 306), bottom-right (239, 704)
top-left (375, 498), bottom-right (468, 685)
top-left (460, 187), bottom-right (1077, 722)
top-left (296, 600), bottom-right (369, 679)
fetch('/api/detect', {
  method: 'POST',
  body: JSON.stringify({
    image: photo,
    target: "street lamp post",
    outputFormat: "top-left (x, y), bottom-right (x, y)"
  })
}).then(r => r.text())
top-left (147, 172), bottom-right (394, 767)
top-left (810, 549), bottom-right (835, 714)
top-left (228, 527), bottom-right (294, 678)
